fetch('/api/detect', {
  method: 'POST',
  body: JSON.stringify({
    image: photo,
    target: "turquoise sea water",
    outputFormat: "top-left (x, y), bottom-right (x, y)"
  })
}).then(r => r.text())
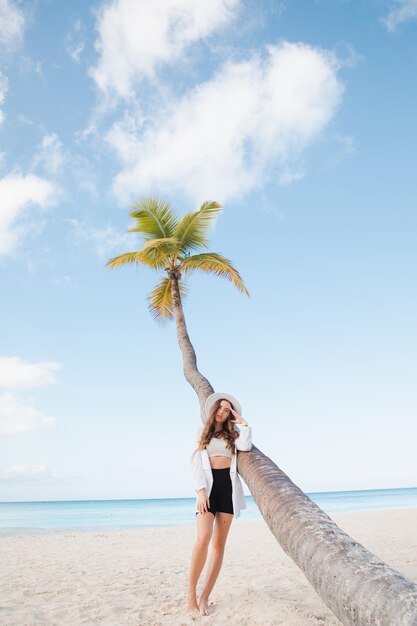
top-left (1, 487), bottom-right (416, 537)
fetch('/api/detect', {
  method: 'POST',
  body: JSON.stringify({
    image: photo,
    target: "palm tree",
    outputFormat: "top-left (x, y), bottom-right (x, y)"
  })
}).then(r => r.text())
top-left (107, 197), bottom-right (248, 418)
top-left (108, 197), bottom-right (417, 625)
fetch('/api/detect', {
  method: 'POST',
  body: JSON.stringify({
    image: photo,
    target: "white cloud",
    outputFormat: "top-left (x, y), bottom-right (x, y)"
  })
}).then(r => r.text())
top-left (32, 133), bottom-right (66, 176)
top-left (0, 172), bottom-right (56, 257)
top-left (18, 56), bottom-right (43, 77)
top-left (277, 167), bottom-right (306, 186)
top-left (68, 218), bottom-right (138, 259)
top-left (32, 133), bottom-right (98, 195)
top-left (0, 392), bottom-right (56, 435)
top-left (0, 0), bottom-right (25, 123)
top-left (0, 464), bottom-right (51, 481)
top-left (382, 0), bottom-right (417, 31)
top-left (0, 0), bottom-right (25, 50)
top-left (70, 156), bottom-right (99, 197)
top-left (91, 0), bottom-right (239, 98)
top-left (0, 357), bottom-right (60, 389)
top-left (65, 19), bottom-right (86, 62)
top-left (107, 42), bottom-right (343, 204)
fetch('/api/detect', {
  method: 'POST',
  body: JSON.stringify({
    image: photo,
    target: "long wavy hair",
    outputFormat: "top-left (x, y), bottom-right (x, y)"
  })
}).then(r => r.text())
top-left (198, 398), bottom-right (239, 453)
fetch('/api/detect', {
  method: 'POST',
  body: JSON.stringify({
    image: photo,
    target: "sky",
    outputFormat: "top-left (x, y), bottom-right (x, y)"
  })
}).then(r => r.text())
top-left (0, 0), bottom-right (416, 502)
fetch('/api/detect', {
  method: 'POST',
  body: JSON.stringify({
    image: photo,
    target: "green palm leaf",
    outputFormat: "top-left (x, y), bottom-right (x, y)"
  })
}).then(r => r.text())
top-left (107, 239), bottom-right (179, 271)
top-left (129, 197), bottom-right (179, 239)
top-left (108, 198), bottom-right (249, 322)
top-left (106, 251), bottom-right (150, 269)
top-left (147, 276), bottom-right (188, 321)
top-left (173, 201), bottom-right (222, 256)
top-left (139, 237), bottom-right (180, 268)
top-left (179, 253), bottom-right (250, 296)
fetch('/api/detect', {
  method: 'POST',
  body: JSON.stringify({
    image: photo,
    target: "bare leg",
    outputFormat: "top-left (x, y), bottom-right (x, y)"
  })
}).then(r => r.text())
top-left (187, 512), bottom-right (215, 612)
top-left (199, 512), bottom-right (233, 615)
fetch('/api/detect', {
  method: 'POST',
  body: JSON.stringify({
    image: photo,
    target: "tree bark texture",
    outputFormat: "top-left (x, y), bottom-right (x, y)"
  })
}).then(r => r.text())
top-left (238, 444), bottom-right (417, 626)
top-left (170, 273), bottom-right (214, 420)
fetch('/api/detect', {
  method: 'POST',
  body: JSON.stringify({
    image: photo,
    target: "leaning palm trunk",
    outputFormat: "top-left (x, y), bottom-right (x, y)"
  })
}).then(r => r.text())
top-left (169, 270), bottom-right (214, 418)
top-left (170, 278), bottom-right (417, 626)
top-left (238, 445), bottom-right (417, 626)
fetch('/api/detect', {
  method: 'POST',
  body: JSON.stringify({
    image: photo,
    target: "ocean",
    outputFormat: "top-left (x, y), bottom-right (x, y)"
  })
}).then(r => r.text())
top-left (1, 487), bottom-right (416, 537)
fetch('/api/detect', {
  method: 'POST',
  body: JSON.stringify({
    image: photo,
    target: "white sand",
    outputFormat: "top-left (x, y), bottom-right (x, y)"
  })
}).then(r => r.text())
top-left (1, 508), bottom-right (417, 625)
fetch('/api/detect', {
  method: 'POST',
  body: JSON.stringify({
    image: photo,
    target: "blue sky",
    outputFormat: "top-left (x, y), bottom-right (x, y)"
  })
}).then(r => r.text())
top-left (1, 0), bottom-right (416, 502)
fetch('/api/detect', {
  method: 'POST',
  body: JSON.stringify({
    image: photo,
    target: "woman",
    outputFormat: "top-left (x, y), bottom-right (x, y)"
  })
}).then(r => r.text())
top-left (187, 391), bottom-right (252, 615)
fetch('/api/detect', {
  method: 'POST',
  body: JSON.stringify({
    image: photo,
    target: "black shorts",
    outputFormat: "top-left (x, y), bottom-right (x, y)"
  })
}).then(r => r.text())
top-left (196, 468), bottom-right (234, 516)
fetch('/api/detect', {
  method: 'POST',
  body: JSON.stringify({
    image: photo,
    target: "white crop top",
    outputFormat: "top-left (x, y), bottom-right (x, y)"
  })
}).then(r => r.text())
top-left (206, 435), bottom-right (234, 459)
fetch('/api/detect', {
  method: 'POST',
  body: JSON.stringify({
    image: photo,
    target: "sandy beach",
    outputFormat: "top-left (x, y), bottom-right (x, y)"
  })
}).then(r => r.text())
top-left (1, 508), bottom-right (416, 625)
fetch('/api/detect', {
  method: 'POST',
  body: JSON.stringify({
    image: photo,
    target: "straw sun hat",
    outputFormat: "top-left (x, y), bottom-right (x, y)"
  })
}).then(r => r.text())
top-left (204, 392), bottom-right (242, 421)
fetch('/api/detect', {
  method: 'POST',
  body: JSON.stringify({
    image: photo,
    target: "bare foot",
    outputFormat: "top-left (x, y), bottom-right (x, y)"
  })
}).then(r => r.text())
top-left (187, 591), bottom-right (199, 612)
top-left (198, 596), bottom-right (213, 616)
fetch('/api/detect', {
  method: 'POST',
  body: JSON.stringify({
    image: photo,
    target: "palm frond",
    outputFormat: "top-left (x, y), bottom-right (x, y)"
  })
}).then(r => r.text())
top-left (147, 277), bottom-right (173, 321)
top-left (179, 253), bottom-right (250, 296)
top-left (147, 276), bottom-right (188, 322)
top-left (129, 197), bottom-right (179, 239)
top-left (107, 239), bottom-right (180, 271)
top-left (139, 237), bottom-right (179, 268)
top-left (106, 251), bottom-right (148, 269)
top-left (173, 201), bottom-right (222, 256)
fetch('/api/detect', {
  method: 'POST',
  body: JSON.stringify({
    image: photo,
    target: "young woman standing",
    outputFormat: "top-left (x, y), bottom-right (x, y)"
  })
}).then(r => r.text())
top-left (187, 392), bottom-right (252, 615)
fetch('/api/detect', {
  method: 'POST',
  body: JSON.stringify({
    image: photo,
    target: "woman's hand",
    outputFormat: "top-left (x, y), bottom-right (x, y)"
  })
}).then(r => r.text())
top-left (197, 489), bottom-right (210, 514)
top-left (230, 407), bottom-right (246, 425)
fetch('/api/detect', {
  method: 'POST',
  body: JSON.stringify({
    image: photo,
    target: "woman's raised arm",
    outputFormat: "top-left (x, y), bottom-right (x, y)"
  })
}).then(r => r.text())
top-left (235, 424), bottom-right (252, 451)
